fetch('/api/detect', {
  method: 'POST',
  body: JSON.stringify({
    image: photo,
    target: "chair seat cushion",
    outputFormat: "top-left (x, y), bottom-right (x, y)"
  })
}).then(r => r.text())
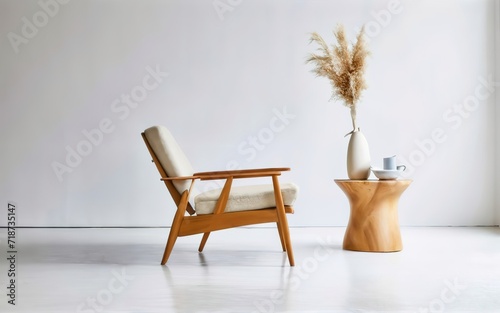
top-left (194, 183), bottom-right (298, 215)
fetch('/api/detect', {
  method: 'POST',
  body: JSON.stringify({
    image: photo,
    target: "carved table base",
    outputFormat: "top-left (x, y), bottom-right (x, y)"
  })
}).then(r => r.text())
top-left (335, 179), bottom-right (412, 252)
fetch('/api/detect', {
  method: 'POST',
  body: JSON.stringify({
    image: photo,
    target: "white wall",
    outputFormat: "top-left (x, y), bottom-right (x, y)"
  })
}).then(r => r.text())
top-left (0, 0), bottom-right (497, 227)
top-left (496, 0), bottom-right (500, 225)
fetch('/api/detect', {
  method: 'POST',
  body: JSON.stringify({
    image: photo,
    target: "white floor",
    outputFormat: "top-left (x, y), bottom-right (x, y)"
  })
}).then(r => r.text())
top-left (0, 227), bottom-right (499, 313)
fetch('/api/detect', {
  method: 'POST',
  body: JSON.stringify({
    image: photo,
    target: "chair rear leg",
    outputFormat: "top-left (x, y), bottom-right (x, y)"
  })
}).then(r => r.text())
top-left (198, 232), bottom-right (211, 252)
top-left (162, 228), bottom-right (179, 265)
top-left (161, 191), bottom-right (189, 265)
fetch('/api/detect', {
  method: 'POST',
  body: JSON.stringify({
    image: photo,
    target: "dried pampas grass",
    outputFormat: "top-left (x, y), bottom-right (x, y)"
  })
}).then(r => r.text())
top-left (307, 25), bottom-right (369, 131)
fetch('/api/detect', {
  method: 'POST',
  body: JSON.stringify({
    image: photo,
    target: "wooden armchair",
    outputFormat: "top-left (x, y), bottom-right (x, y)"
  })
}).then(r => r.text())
top-left (142, 126), bottom-right (298, 266)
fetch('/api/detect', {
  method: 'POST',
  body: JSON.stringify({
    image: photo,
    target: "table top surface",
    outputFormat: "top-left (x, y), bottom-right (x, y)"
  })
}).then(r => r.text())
top-left (335, 179), bottom-right (412, 183)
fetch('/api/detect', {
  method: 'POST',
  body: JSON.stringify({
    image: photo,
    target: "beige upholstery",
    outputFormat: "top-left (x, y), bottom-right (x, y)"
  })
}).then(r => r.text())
top-left (144, 126), bottom-right (194, 193)
top-left (144, 125), bottom-right (298, 215)
top-left (195, 183), bottom-right (298, 215)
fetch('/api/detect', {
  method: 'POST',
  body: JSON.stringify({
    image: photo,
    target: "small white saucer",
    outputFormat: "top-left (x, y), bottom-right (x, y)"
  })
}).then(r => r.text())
top-left (371, 168), bottom-right (402, 180)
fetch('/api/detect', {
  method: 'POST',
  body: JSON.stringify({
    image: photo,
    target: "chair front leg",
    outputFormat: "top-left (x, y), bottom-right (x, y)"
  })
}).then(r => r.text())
top-left (272, 175), bottom-right (295, 266)
top-left (276, 221), bottom-right (286, 252)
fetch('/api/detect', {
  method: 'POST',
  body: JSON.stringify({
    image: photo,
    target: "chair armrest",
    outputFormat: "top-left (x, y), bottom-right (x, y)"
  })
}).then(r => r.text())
top-left (193, 167), bottom-right (290, 180)
top-left (160, 176), bottom-right (200, 181)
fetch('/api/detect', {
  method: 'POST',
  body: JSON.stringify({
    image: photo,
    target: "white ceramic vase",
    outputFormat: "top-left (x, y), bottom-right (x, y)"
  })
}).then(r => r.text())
top-left (346, 129), bottom-right (371, 180)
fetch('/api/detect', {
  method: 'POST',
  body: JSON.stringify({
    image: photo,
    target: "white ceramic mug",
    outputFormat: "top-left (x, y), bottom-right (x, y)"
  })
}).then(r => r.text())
top-left (383, 155), bottom-right (396, 170)
top-left (384, 156), bottom-right (406, 171)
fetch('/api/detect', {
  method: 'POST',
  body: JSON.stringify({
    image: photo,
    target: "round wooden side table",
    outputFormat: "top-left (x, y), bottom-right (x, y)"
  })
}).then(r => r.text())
top-left (335, 179), bottom-right (412, 252)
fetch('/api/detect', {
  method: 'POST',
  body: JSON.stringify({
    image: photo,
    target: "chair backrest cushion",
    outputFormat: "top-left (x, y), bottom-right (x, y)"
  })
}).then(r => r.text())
top-left (144, 126), bottom-right (195, 193)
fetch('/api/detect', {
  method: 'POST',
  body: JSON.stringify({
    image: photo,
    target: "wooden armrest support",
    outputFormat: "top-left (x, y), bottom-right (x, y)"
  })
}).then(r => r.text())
top-left (193, 167), bottom-right (291, 180)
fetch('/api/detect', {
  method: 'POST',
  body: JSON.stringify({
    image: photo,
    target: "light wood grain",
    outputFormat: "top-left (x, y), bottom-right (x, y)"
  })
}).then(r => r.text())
top-left (335, 179), bottom-right (412, 252)
top-left (194, 168), bottom-right (290, 180)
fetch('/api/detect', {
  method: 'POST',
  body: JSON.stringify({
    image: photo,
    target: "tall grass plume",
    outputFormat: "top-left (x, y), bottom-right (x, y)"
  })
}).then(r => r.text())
top-left (307, 25), bottom-right (369, 131)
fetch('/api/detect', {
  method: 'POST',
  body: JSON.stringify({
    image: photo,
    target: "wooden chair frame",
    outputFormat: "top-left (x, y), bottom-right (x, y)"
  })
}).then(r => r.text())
top-left (142, 132), bottom-right (295, 266)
